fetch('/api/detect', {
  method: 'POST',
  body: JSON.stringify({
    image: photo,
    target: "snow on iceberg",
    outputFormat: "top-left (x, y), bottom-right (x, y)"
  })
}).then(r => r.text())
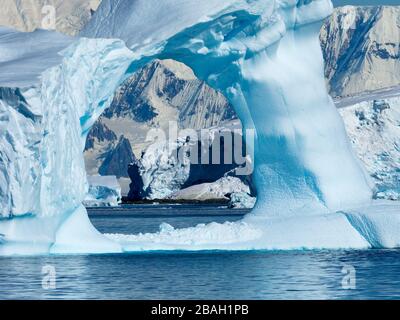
top-left (1, 0), bottom-right (400, 254)
top-left (0, 31), bottom-right (134, 254)
top-left (86, 0), bottom-right (400, 251)
top-left (84, 175), bottom-right (122, 207)
top-left (84, 0), bottom-right (372, 217)
top-left (0, 27), bottom-right (74, 87)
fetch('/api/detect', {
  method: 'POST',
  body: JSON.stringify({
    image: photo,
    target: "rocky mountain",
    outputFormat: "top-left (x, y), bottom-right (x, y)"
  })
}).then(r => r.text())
top-left (84, 58), bottom-right (236, 193)
top-left (85, 119), bottom-right (117, 150)
top-left (98, 136), bottom-right (135, 178)
top-left (101, 59), bottom-right (235, 154)
top-left (0, 0), bottom-right (100, 35)
top-left (321, 6), bottom-right (400, 98)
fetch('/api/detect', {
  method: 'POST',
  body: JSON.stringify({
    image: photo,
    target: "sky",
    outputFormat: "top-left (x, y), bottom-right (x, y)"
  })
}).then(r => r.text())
top-left (333, 0), bottom-right (400, 6)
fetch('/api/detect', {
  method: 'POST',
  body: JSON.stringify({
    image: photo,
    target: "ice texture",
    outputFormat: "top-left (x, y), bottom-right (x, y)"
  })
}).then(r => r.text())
top-left (0, 27), bottom-right (74, 87)
top-left (339, 96), bottom-right (400, 201)
top-left (85, 0), bottom-right (372, 216)
top-left (0, 34), bottom-right (134, 254)
top-left (84, 175), bottom-right (122, 207)
top-left (85, 0), bottom-right (400, 251)
top-left (1, 0), bottom-right (400, 254)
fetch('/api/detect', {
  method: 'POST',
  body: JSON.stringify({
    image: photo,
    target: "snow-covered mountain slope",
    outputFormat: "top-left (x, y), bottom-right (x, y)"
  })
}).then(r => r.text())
top-left (87, 59), bottom-right (234, 154)
top-left (127, 119), bottom-right (252, 200)
top-left (321, 6), bottom-right (400, 98)
top-left (106, 59), bottom-right (234, 132)
top-left (340, 95), bottom-right (400, 200)
top-left (0, 0), bottom-right (100, 35)
top-left (169, 176), bottom-right (250, 202)
top-left (98, 135), bottom-right (135, 178)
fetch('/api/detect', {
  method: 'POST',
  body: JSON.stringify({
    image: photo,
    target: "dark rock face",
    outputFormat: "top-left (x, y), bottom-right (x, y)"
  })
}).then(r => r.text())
top-left (85, 120), bottom-right (117, 150)
top-left (183, 131), bottom-right (247, 189)
top-left (127, 161), bottom-right (145, 201)
top-left (103, 59), bottom-right (235, 128)
top-left (320, 6), bottom-right (400, 97)
top-left (99, 136), bottom-right (135, 178)
top-left (0, 87), bottom-right (38, 121)
top-left (103, 60), bottom-right (163, 123)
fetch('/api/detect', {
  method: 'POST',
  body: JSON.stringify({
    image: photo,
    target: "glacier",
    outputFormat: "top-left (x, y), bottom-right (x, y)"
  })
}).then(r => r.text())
top-left (84, 175), bottom-right (122, 207)
top-left (339, 96), bottom-right (400, 201)
top-left (1, 0), bottom-right (400, 255)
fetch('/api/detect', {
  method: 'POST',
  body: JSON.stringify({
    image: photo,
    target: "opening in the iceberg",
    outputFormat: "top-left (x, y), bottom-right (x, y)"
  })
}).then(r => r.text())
top-left (2, 0), bottom-right (400, 255)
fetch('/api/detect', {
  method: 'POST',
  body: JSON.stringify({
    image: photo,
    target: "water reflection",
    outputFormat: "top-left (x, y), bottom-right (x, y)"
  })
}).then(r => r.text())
top-left (0, 206), bottom-right (399, 300)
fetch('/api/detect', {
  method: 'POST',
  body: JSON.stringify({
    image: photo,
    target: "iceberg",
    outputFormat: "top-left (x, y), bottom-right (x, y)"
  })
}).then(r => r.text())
top-left (83, 0), bottom-right (372, 217)
top-left (1, 0), bottom-right (399, 254)
top-left (0, 30), bottom-right (134, 254)
top-left (84, 175), bottom-right (122, 207)
top-left (170, 176), bottom-right (252, 203)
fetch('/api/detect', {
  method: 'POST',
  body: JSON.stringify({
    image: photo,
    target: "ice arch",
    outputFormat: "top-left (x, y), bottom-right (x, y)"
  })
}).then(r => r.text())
top-left (1, 0), bottom-right (399, 254)
top-left (83, 0), bottom-right (372, 216)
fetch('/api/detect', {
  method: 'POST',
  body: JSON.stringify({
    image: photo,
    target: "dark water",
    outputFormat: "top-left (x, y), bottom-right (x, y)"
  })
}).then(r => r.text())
top-left (1, 205), bottom-right (400, 300)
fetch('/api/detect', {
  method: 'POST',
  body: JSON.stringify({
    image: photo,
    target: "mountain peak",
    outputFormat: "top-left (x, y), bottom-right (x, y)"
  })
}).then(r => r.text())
top-left (157, 59), bottom-right (197, 81)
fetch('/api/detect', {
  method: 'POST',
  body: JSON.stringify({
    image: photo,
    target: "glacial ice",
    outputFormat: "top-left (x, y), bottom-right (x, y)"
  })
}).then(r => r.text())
top-left (339, 96), bottom-right (400, 201)
top-left (1, 0), bottom-right (400, 254)
top-left (0, 34), bottom-right (134, 254)
top-left (84, 0), bottom-right (372, 216)
top-left (84, 175), bottom-right (122, 207)
top-left (170, 176), bottom-right (252, 203)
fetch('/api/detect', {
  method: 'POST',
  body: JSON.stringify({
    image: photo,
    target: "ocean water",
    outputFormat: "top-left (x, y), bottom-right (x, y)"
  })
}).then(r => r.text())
top-left (1, 205), bottom-right (400, 300)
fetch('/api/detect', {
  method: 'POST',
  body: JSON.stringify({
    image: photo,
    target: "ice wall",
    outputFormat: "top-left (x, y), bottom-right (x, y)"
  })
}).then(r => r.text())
top-left (84, 175), bottom-right (122, 207)
top-left (0, 34), bottom-right (134, 254)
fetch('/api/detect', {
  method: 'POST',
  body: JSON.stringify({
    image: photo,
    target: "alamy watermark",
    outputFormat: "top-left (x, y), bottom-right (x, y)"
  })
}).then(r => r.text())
top-left (145, 121), bottom-right (255, 176)
top-left (41, 5), bottom-right (56, 30)
top-left (341, 265), bottom-right (356, 290)
top-left (42, 265), bottom-right (56, 290)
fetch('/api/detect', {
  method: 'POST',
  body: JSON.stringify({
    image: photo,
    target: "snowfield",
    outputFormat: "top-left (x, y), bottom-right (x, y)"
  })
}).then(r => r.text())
top-left (340, 95), bottom-right (400, 201)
